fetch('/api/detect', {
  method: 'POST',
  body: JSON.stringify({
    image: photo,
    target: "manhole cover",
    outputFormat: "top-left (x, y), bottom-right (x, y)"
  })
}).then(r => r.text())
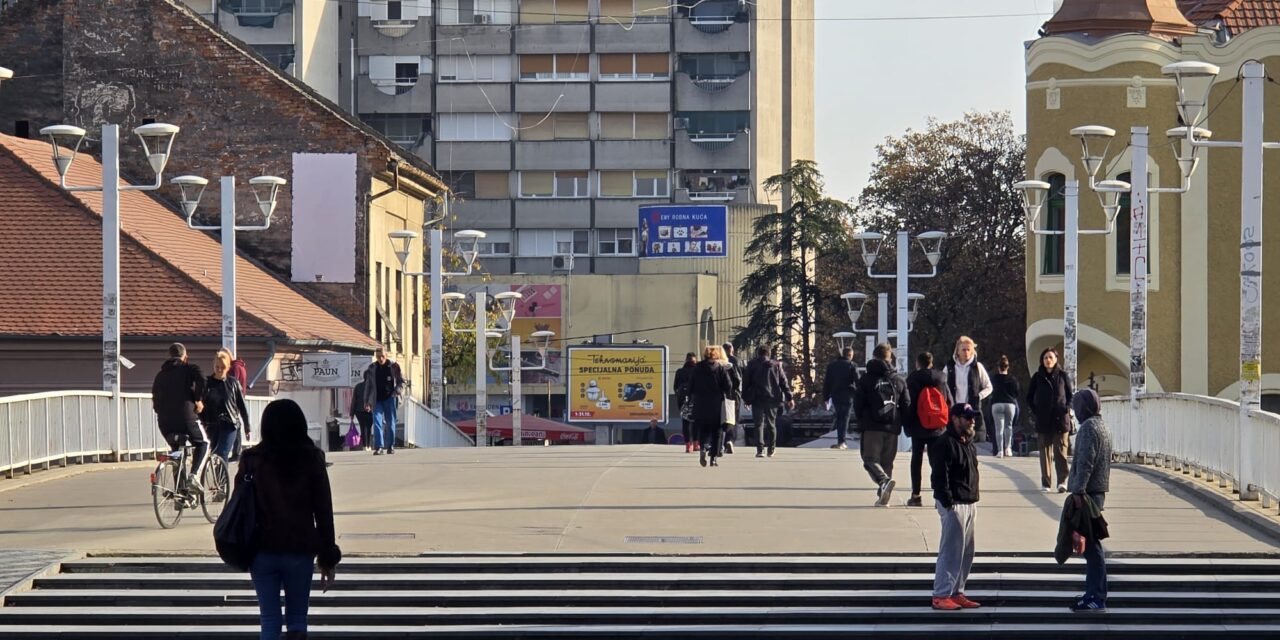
top-left (340, 533), bottom-right (416, 540)
top-left (624, 535), bottom-right (703, 544)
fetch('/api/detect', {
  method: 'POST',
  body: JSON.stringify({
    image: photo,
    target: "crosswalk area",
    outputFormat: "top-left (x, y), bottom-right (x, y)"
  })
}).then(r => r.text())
top-left (2, 553), bottom-right (1279, 638)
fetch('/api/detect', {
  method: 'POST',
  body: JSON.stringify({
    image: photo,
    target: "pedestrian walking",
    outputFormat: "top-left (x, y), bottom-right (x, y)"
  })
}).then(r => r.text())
top-left (853, 343), bottom-right (909, 506)
top-left (362, 347), bottom-right (405, 455)
top-left (689, 345), bottom-right (732, 468)
top-left (904, 352), bottom-right (953, 507)
top-left (350, 379), bottom-right (374, 451)
top-left (720, 343), bottom-right (744, 455)
top-left (239, 399), bottom-right (340, 640)
top-left (220, 349), bottom-right (250, 460)
top-left (152, 343), bottom-right (209, 488)
top-left (674, 352), bottom-right (698, 453)
top-left (929, 403), bottom-right (982, 611)
top-left (1066, 388), bottom-right (1112, 612)
top-left (990, 355), bottom-right (1022, 458)
top-left (201, 350), bottom-right (252, 461)
top-left (743, 345), bottom-right (793, 458)
top-left (944, 336), bottom-right (993, 445)
top-left (823, 347), bottom-right (860, 450)
top-left (1027, 347), bottom-right (1074, 492)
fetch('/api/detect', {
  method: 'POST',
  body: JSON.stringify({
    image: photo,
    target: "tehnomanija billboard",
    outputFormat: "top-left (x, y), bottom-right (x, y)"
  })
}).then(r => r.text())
top-left (566, 346), bottom-right (668, 423)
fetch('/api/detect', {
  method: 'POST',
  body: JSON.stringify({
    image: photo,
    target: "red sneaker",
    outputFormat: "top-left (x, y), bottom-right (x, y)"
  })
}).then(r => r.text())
top-left (692, 441), bottom-right (701, 451)
top-left (931, 596), bottom-right (962, 610)
top-left (952, 593), bottom-right (981, 609)
top-left (685, 442), bottom-right (693, 453)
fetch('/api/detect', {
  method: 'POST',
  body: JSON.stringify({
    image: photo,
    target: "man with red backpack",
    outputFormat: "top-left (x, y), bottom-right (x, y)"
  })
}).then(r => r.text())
top-left (905, 352), bottom-right (954, 507)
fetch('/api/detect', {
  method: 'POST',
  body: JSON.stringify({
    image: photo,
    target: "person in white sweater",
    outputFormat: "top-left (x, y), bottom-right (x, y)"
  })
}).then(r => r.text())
top-left (945, 336), bottom-right (993, 449)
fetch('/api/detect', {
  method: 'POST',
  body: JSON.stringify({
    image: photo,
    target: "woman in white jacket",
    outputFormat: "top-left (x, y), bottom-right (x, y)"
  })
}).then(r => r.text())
top-left (945, 336), bottom-right (994, 452)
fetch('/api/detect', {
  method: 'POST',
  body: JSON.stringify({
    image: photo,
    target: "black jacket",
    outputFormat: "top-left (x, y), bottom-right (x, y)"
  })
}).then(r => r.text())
top-left (1055, 493), bottom-right (1109, 564)
top-left (724, 355), bottom-right (744, 403)
top-left (822, 358), bottom-right (859, 405)
top-left (990, 372), bottom-right (1021, 406)
top-left (152, 358), bottom-right (206, 429)
top-left (688, 359), bottom-right (732, 426)
top-left (350, 381), bottom-right (373, 417)
top-left (744, 355), bottom-right (791, 406)
top-left (673, 364), bottom-right (695, 410)
top-left (904, 368), bottom-right (953, 439)
top-left (1027, 366), bottom-right (1074, 434)
top-left (237, 446), bottom-right (341, 570)
top-left (929, 429), bottom-right (980, 507)
top-left (853, 359), bottom-right (909, 434)
top-left (200, 376), bottom-right (251, 435)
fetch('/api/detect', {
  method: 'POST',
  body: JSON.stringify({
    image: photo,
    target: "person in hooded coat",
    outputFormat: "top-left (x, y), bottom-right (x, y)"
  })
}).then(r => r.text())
top-left (1066, 389), bottom-right (1112, 612)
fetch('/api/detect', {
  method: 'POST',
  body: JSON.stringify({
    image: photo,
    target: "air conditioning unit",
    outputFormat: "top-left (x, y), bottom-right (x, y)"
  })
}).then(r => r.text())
top-left (552, 254), bottom-right (575, 271)
top-left (473, 13), bottom-right (491, 24)
top-left (673, 117), bottom-right (690, 130)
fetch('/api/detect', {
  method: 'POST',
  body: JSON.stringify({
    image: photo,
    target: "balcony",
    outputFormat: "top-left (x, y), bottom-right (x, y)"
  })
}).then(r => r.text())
top-left (431, 141), bottom-right (512, 171)
top-left (594, 140), bottom-right (671, 170)
top-left (437, 83), bottom-right (512, 112)
top-left (595, 82), bottom-right (670, 112)
top-left (356, 74), bottom-right (434, 114)
top-left (594, 22), bottom-right (671, 53)
top-left (514, 24), bottom-right (593, 54)
top-left (675, 72), bottom-right (751, 110)
top-left (675, 130), bottom-right (750, 169)
top-left (216, 5), bottom-right (294, 46)
top-left (675, 187), bottom-right (750, 203)
top-left (435, 24), bottom-right (512, 55)
top-left (674, 17), bottom-right (749, 53)
top-left (515, 141), bottom-right (591, 170)
top-left (515, 82), bottom-right (590, 112)
top-left (356, 17), bottom-right (434, 56)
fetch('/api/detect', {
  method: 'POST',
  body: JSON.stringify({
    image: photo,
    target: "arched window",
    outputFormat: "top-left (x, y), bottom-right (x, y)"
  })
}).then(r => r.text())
top-left (1041, 173), bottom-right (1065, 275)
top-left (1115, 172), bottom-right (1131, 275)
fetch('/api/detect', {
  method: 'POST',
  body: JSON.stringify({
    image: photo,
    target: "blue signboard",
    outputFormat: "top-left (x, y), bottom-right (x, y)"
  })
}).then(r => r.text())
top-left (638, 205), bottom-right (728, 259)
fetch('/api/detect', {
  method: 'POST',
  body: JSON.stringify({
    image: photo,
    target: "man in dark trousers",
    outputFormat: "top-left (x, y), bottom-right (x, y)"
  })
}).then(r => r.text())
top-left (1067, 389), bottom-right (1112, 612)
top-left (362, 347), bottom-right (405, 455)
top-left (152, 343), bottom-right (208, 487)
top-left (743, 345), bottom-right (793, 458)
top-left (853, 343), bottom-right (909, 506)
top-left (905, 352), bottom-right (953, 507)
top-left (929, 403), bottom-right (982, 611)
top-left (823, 347), bottom-right (860, 449)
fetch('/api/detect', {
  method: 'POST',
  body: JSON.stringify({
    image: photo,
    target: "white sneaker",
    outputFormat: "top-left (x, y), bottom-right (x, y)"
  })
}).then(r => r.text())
top-left (876, 478), bottom-right (896, 506)
top-left (1004, 448), bottom-right (1014, 457)
top-left (1042, 486), bottom-right (1052, 493)
top-left (1058, 484), bottom-right (1068, 493)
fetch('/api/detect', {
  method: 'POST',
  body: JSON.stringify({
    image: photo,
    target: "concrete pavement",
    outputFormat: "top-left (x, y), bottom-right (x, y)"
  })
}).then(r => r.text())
top-left (0, 445), bottom-right (1274, 556)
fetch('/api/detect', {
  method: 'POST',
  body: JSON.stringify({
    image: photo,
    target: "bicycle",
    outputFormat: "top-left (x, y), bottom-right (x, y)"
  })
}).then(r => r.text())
top-left (150, 444), bottom-right (230, 529)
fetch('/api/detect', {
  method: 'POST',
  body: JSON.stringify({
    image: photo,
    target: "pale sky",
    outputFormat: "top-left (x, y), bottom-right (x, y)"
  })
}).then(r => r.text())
top-left (815, 0), bottom-right (1056, 204)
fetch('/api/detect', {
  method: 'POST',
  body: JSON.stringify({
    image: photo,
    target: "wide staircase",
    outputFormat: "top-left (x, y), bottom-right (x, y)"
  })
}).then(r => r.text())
top-left (2, 553), bottom-right (1279, 638)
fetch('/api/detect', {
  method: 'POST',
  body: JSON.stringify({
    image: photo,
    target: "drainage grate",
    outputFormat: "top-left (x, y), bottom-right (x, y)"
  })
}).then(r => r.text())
top-left (340, 533), bottom-right (416, 540)
top-left (624, 536), bottom-right (703, 544)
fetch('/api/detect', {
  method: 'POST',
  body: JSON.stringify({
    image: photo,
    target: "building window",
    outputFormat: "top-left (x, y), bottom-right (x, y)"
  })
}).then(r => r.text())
top-left (599, 112), bottom-right (668, 140)
top-left (438, 113), bottom-right (514, 141)
top-left (599, 53), bottom-right (670, 81)
top-left (451, 229), bottom-right (512, 256)
top-left (364, 55), bottom-right (431, 95)
top-left (600, 0), bottom-right (670, 22)
top-left (599, 171), bottom-right (669, 198)
top-left (682, 0), bottom-right (740, 21)
top-left (1041, 173), bottom-right (1065, 276)
top-left (676, 110), bottom-right (749, 134)
top-left (520, 0), bottom-right (588, 23)
top-left (678, 52), bottom-right (749, 79)
top-left (519, 112), bottom-right (589, 140)
top-left (520, 54), bottom-right (589, 81)
top-left (439, 0), bottom-right (512, 25)
top-left (252, 44), bottom-right (295, 71)
top-left (1115, 171), bottom-right (1131, 276)
top-left (519, 171), bottom-right (589, 198)
top-left (225, 0), bottom-right (292, 27)
top-left (519, 229), bottom-right (590, 256)
top-left (362, 114), bottom-right (431, 147)
top-left (441, 171), bottom-right (510, 199)
top-left (362, 0), bottom-right (430, 20)
top-left (598, 228), bottom-right (637, 256)
top-left (437, 55), bottom-right (512, 82)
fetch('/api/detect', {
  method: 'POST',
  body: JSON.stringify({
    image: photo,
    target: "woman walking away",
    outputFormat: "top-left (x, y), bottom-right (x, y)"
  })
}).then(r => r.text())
top-left (1066, 388), bottom-right (1112, 612)
top-left (674, 352), bottom-right (697, 453)
top-left (202, 351), bottom-right (252, 461)
top-left (1027, 348), bottom-right (1074, 493)
top-left (989, 356), bottom-right (1021, 458)
top-left (239, 399), bottom-right (341, 640)
top-left (689, 345), bottom-right (732, 468)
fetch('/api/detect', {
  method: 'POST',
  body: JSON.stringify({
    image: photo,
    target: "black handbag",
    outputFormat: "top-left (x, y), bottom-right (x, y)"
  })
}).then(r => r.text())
top-left (213, 470), bottom-right (259, 571)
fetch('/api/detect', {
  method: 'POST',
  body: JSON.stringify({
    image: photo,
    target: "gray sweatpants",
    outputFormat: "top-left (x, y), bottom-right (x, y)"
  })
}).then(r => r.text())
top-left (934, 501), bottom-right (977, 597)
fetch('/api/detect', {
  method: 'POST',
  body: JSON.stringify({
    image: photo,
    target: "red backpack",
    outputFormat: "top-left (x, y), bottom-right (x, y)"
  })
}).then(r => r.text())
top-left (917, 386), bottom-right (949, 430)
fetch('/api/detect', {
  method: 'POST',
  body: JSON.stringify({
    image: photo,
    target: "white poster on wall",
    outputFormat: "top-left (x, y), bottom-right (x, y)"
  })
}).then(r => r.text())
top-left (291, 153), bottom-right (357, 283)
top-left (350, 355), bottom-right (373, 386)
top-left (301, 353), bottom-right (353, 388)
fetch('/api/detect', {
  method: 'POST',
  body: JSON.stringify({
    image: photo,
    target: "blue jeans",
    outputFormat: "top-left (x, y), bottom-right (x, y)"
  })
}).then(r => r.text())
top-left (209, 425), bottom-right (238, 460)
top-left (1084, 493), bottom-right (1108, 604)
top-left (832, 401), bottom-right (852, 444)
top-left (250, 552), bottom-right (314, 639)
top-left (372, 396), bottom-right (398, 450)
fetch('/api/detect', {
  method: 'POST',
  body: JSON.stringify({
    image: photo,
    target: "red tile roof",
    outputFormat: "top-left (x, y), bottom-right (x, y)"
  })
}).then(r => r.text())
top-left (0, 133), bottom-right (377, 350)
top-left (1179, 0), bottom-right (1280, 31)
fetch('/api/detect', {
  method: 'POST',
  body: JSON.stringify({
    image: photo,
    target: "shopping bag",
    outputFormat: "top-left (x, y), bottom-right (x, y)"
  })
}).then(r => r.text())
top-left (345, 420), bottom-right (361, 449)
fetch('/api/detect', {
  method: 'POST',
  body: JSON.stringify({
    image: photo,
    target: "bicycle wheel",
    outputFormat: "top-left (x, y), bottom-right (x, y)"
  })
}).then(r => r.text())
top-left (151, 459), bottom-right (183, 529)
top-left (200, 455), bottom-right (230, 524)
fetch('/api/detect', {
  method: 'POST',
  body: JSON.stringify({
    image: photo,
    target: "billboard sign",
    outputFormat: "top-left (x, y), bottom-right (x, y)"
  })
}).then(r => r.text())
top-left (300, 352), bottom-right (352, 388)
top-left (566, 346), bottom-right (668, 423)
top-left (638, 205), bottom-right (728, 259)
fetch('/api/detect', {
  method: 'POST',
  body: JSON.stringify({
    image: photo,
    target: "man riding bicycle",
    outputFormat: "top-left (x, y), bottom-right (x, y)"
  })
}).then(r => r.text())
top-left (152, 342), bottom-right (209, 490)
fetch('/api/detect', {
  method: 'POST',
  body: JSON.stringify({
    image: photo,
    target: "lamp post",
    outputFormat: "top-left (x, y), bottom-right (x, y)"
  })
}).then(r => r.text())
top-left (39, 122), bottom-right (181, 461)
top-left (489, 330), bottom-right (555, 445)
top-left (1165, 59), bottom-right (1271, 499)
top-left (840, 291), bottom-right (924, 366)
top-left (847, 230), bottom-right (945, 373)
top-left (171, 175), bottom-right (286, 354)
top-left (442, 290), bottom-right (520, 445)
top-left (387, 225), bottom-right (485, 408)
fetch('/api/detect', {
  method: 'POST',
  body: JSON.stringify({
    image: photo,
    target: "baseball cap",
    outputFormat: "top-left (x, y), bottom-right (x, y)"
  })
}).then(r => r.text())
top-left (950, 403), bottom-right (977, 419)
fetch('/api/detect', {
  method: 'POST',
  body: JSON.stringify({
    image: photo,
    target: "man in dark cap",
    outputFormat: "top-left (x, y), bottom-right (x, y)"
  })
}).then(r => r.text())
top-left (928, 403), bottom-right (982, 611)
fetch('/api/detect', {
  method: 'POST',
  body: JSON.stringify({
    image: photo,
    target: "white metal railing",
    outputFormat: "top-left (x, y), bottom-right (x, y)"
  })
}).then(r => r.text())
top-left (1101, 392), bottom-right (1280, 511)
top-left (0, 391), bottom-right (272, 478)
top-left (403, 398), bottom-right (474, 448)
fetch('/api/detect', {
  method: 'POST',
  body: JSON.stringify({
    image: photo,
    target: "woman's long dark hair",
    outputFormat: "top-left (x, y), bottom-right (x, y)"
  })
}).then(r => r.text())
top-left (257, 399), bottom-right (321, 465)
top-left (1039, 347), bottom-right (1059, 372)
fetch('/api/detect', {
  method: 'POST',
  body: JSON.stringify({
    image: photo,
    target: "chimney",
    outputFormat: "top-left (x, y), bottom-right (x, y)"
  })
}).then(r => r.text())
top-left (1042, 0), bottom-right (1197, 38)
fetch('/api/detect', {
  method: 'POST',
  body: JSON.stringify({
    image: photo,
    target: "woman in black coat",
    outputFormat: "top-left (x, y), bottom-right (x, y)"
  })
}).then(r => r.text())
top-left (1026, 347), bottom-right (1074, 492)
top-left (688, 345), bottom-right (732, 468)
top-left (673, 352), bottom-right (698, 453)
